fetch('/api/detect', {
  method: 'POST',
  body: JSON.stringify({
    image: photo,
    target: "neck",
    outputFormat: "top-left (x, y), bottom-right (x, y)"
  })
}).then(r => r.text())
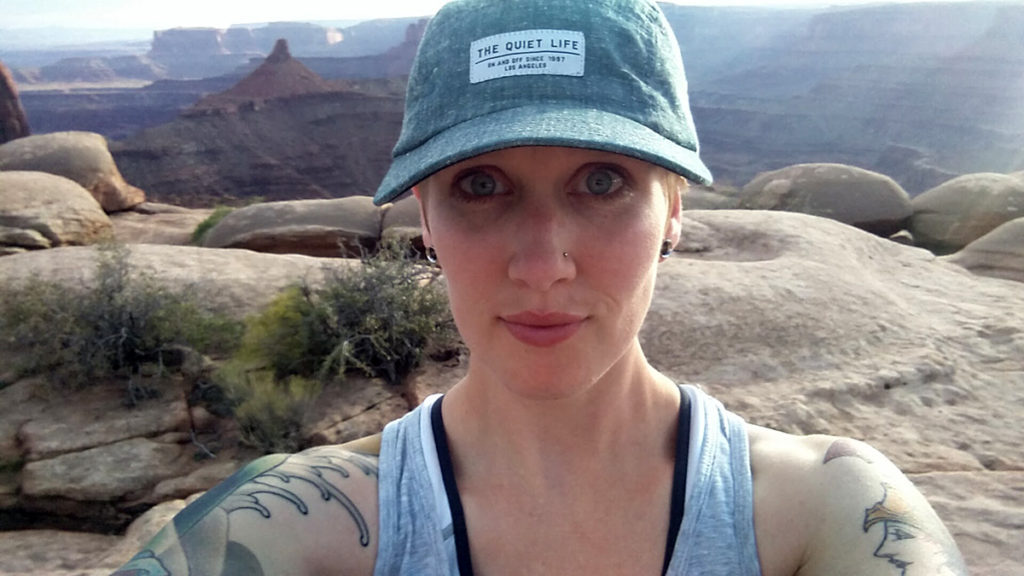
top-left (441, 343), bottom-right (681, 488)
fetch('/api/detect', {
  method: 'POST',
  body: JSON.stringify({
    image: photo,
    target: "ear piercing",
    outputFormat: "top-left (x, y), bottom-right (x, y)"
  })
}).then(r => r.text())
top-left (660, 239), bottom-right (673, 258)
top-left (426, 246), bottom-right (438, 263)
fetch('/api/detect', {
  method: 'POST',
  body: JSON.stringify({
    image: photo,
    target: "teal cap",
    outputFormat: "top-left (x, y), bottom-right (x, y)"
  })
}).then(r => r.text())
top-left (373, 0), bottom-right (712, 205)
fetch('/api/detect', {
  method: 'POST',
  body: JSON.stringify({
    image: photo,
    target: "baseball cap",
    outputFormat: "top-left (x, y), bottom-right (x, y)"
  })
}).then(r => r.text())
top-left (373, 0), bottom-right (712, 205)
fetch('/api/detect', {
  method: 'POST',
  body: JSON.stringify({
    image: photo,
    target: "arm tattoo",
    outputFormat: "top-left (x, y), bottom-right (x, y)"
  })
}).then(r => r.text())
top-left (823, 440), bottom-right (967, 574)
top-left (111, 450), bottom-right (378, 575)
top-left (223, 451), bottom-right (377, 545)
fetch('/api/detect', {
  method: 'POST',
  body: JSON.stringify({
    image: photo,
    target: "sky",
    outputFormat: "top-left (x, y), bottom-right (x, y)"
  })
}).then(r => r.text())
top-left (0, 0), bottom-right (996, 30)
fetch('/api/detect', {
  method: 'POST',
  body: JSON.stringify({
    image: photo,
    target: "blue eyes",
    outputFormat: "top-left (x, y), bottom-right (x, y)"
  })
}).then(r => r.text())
top-left (459, 172), bottom-right (501, 196)
top-left (454, 166), bottom-right (625, 199)
top-left (581, 168), bottom-right (623, 196)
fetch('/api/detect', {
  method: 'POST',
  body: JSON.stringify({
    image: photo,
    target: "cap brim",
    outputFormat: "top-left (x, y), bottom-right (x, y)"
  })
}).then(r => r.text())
top-left (373, 104), bottom-right (713, 205)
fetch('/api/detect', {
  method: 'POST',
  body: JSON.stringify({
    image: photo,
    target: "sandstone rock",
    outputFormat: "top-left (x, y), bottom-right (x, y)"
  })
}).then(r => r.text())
top-left (21, 437), bottom-right (185, 501)
top-left (0, 131), bottom-right (145, 212)
top-left (910, 172), bottom-right (1024, 255)
top-left (0, 60), bottom-right (30, 144)
top-left (150, 460), bottom-right (243, 501)
top-left (304, 375), bottom-right (410, 446)
top-left (944, 217), bottom-right (1024, 283)
top-left (93, 498), bottom-right (189, 569)
top-left (0, 171), bottom-right (113, 251)
top-left (739, 163), bottom-right (913, 237)
top-left (683, 184), bottom-right (742, 210)
top-left (0, 529), bottom-right (120, 574)
top-left (0, 244), bottom-right (357, 320)
top-left (201, 196), bottom-right (383, 257)
top-left (0, 378), bottom-right (51, 466)
top-left (909, 471), bottom-right (1024, 576)
top-left (0, 225), bottom-right (51, 249)
top-left (191, 38), bottom-right (337, 112)
top-left (109, 204), bottom-right (213, 245)
top-left (380, 194), bottom-right (424, 250)
top-left (111, 90), bottom-right (404, 207)
top-left (649, 210), bottom-right (1024, 477)
top-left (17, 379), bottom-right (190, 462)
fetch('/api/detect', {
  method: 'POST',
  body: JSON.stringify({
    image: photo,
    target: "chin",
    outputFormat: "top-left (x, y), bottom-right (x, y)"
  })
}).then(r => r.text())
top-left (486, 357), bottom-right (602, 402)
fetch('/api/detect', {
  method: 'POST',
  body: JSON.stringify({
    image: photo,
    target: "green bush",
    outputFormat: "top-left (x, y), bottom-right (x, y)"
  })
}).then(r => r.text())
top-left (217, 364), bottom-right (321, 453)
top-left (229, 239), bottom-right (457, 386)
top-left (0, 243), bottom-right (243, 402)
top-left (190, 205), bottom-right (233, 245)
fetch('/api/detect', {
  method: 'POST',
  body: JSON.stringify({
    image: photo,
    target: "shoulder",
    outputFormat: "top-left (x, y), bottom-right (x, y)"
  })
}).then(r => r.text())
top-left (746, 425), bottom-right (966, 576)
top-left (112, 444), bottom-right (380, 576)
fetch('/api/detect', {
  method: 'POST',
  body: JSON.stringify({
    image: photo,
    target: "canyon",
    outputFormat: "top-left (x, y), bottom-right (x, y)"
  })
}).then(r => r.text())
top-left (4, 2), bottom-right (1024, 200)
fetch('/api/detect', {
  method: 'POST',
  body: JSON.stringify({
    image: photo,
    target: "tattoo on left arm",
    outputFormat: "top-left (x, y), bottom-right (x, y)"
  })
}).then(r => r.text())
top-left (823, 439), bottom-right (968, 575)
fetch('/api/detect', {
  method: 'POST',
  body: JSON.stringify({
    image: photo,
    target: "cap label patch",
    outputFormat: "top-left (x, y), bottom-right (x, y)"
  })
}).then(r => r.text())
top-left (469, 29), bottom-right (585, 84)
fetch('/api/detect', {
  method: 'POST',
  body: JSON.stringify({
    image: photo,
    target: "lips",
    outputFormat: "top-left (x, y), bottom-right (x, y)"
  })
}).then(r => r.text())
top-left (501, 311), bottom-right (586, 347)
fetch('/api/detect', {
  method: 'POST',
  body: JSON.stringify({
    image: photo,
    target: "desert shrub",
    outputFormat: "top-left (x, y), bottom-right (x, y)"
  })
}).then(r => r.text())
top-left (190, 205), bottom-right (233, 245)
top-left (230, 239), bottom-right (457, 386)
top-left (0, 243), bottom-right (243, 401)
top-left (217, 364), bottom-right (321, 453)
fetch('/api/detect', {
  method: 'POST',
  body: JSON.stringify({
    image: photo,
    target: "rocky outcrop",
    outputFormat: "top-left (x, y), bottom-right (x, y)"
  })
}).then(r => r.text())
top-left (381, 195), bottom-right (424, 247)
top-left (0, 244), bottom-right (356, 320)
top-left (945, 217), bottom-right (1024, 284)
top-left (0, 60), bottom-right (30, 144)
top-left (738, 163), bottom-right (912, 237)
top-left (111, 90), bottom-right (403, 206)
top-left (910, 173), bottom-right (1024, 255)
top-left (0, 171), bottom-right (113, 254)
top-left (0, 210), bottom-right (1022, 573)
top-left (191, 39), bottom-right (338, 112)
top-left (35, 55), bottom-right (167, 83)
top-left (681, 184), bottom-right (742, 210)
top-left (669, 2), bottom-right (1024, 193)
top-left (201, 196), bottom-right (383, 257)
top-left (109, 203), bottom-right (214, 245)
top-left (0, 132), bottom-right (145, 212)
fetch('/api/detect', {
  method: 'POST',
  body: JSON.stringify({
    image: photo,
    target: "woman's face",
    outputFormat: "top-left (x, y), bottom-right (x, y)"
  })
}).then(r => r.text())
top-left (416, 146), bottom-right (681, 399)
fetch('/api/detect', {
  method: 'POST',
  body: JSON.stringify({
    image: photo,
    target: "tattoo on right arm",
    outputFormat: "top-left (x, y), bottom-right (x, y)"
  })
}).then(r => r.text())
top-left (111, 450), bottom-right (378, 575)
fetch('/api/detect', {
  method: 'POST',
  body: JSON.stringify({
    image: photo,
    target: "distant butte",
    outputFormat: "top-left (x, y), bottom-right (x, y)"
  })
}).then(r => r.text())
top-left (191, 39), bottom-right (339, 112)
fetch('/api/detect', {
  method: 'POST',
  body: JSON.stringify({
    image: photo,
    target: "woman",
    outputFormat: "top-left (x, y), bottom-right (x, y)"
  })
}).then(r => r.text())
top-left (113, 1), bottom-right (966, 574)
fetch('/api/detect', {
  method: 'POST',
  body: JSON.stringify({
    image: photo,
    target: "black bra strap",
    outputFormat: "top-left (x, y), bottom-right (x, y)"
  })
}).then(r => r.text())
top-left (431, 396), bottom-right (475, 576)
top-left (663, 387), bottom-right (692, 575)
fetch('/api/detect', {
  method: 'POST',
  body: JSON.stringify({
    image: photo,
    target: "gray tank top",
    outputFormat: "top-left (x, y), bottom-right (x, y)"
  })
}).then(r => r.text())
top-left (373, 385), bottom-right (762, 575)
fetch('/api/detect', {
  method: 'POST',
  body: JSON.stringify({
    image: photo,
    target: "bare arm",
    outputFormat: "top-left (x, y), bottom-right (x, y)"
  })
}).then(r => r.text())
top-left (110, 446), bottom-right (379, 576)
top-left (750, 428), bottom-right (967, 576)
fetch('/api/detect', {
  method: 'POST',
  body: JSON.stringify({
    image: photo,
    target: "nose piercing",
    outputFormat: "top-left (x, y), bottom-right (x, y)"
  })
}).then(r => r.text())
top-left (562, 251), bottom-right (569, 258)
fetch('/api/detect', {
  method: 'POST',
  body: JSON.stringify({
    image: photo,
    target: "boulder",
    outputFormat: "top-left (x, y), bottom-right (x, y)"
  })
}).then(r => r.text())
top-left (201, 196), bottom-right (383, 257)
top-left (0, 131), bottom-right (145, 212)
top-left (650, 210), bottom-right (1024, 477)
top-left (380, 194), bottom-right (424, 250)
top-left (739, 163), bottom-right (912, 237)
top-left (21, 437), bottom-right (186, 501)
top-left (944, 217), bottom-right (1024, 283)
top-left (0, 244), bottom-right (357, 320)
top-left (109, 203), bottom-right (214, 245)
top-left (0, 378), bottom-right (48, 466)
top-left (0, 529), bottom-right (120, 575)
top-left (17, 378), bottom-right (190, 462)
top-left (0, 171), bottom-right (113, 250)
top-left (0, 60), bottom-right (30, 144)
top-left (683, 184), bottom-right (742, 210)
top-left (910, 172), bottom-right (1024, 255)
